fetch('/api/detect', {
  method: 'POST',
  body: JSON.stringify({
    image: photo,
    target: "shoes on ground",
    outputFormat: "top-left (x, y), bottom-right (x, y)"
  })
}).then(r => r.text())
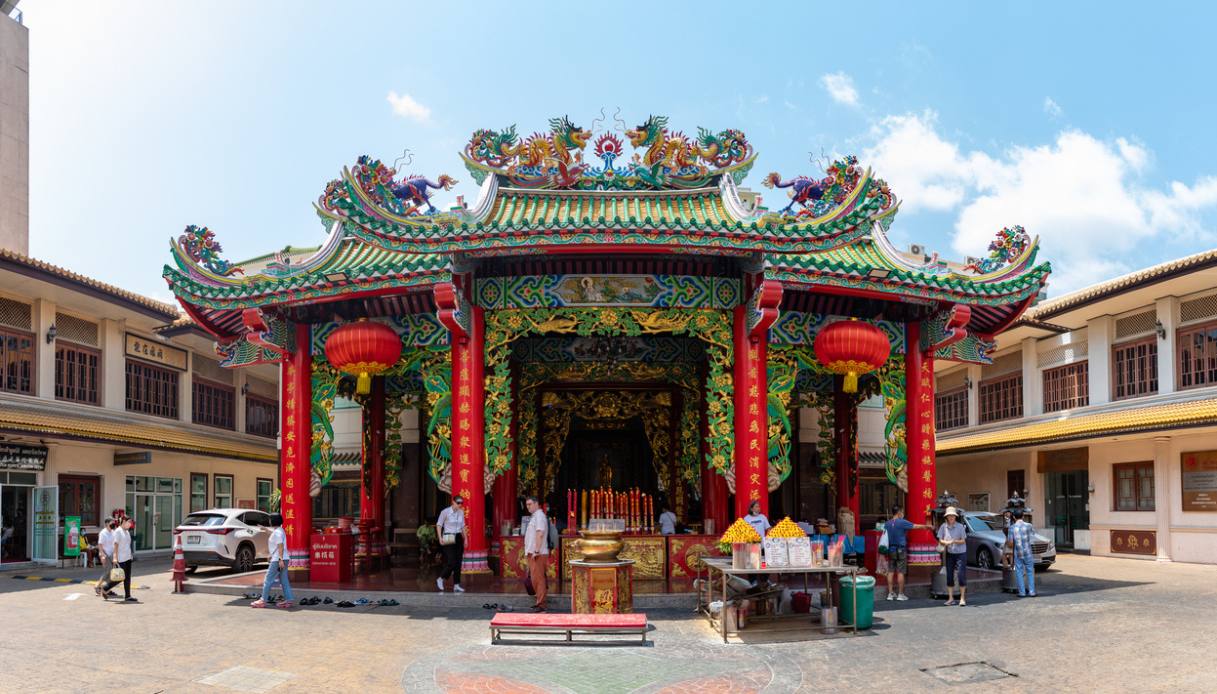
top-left (277, 601), bottom-right (294, 609)
top-left (436, 577), bottom-right (445, 592)
top-left (322, 597), bottom-right (334, 604)
top-left (959, 600), bottom-right (967, 607)
top-left (123, 597), bottom-right (138, 603)
top-left (944, 600), bottom-right (957, 606)
top-left (250, 599), bottom-right (268, 608)
top-left (896, 594), bottom-right (909, 601)
top-left (354, 598), bottom-right (370, 606)
top-left (454, 584), bottom-right (465, 593)
top-left (531, 605), bottom-right (546, 612)
top-left (885, 592), bottom-right (895, 601)
top-left (336, 600), bottom-right (355, 608)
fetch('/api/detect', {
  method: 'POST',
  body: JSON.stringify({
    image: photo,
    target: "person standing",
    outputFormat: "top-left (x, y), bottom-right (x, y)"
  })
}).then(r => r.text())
top-left (1008, 508), bottom-right (1037, 597)
top-left (883, 505), bottom-right (931, 601)
top-left (94, 518), bottom-right (118, 599)
top-left (112, 517), bottom-right (137, 603)
top-left (743, 500), bottom-right (771, 538)
top-left (937, 507), bottom-right (968, 606)
top-left (524, 496), bottom-right (549, 612)
top-left (658, 503), bottom-right (678, 536)
top-left (435, 495), bottom-right (467, 593)
top-left (250, 513), bottom-right (294, 609)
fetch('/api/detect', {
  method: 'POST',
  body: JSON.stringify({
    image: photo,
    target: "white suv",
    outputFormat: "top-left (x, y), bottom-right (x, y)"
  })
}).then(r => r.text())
top-left (176, 509), bottom-right (272, 574)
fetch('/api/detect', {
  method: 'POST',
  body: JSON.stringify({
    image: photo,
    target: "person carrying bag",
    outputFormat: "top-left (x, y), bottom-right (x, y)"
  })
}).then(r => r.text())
top-left (435, 495), bottom-right (467, 593)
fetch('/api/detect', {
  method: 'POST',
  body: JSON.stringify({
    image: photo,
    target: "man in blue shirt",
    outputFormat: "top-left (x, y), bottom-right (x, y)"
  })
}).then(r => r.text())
top-left (883, 505), bottom-right (931, 601)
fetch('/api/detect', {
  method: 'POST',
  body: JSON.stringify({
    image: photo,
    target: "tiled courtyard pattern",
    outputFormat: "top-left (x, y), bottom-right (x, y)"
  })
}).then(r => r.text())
top-left (0, 554), bottom-right (1213, 692)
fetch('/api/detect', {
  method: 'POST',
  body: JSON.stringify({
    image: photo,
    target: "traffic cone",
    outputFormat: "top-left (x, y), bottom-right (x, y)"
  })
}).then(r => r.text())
top-left (172, 534), bottom-right (187, 593)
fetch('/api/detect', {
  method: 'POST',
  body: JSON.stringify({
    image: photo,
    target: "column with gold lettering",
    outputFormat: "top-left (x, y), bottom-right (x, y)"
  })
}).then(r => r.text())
top-left (451, 305), bottom-right (489, 572)
top-left (904, 321), bottom-right (938, 565)
top-left (282, 322), bottom-right (313, 576)
top-left (733, 304), bottom-right (769, 517)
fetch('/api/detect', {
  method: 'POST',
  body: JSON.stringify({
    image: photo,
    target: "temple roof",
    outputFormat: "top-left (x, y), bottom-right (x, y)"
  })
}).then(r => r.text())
top-left (162, 116), bottom-right (1050, 341)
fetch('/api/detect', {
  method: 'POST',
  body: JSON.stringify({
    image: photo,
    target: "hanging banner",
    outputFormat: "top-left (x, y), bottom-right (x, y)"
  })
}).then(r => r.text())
top-left (63, 516), bottom-right (81, 557)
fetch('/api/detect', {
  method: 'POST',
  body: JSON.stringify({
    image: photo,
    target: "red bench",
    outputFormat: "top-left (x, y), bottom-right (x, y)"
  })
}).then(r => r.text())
top-left (489, 612), bottom-right (648, 645)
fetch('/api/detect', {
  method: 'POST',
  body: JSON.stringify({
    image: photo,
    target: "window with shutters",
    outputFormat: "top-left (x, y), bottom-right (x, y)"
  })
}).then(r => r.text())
top-left (1113, 462), bottom-right (1154, 511)
top-left (979, 373), bottom-right (1023, 423)
top-left (1043, 362), bottom-right (1089, 413)
top-left (0, 327), bottom-right (34, 395)
top-left (55, 343), bottom-right (100, 405)
top-left (1177, 321), bottom-right (1217, 389)
top-left (192, 377), bottom-right (235, 429)
top-left (934, 388), bottom-right (968, 430)
top-left (125, 359), bottom-right (179, 418)
top-left (1111, 338), bottom-right (1157, 400)
top-left (245, 394), bottom-right (278, 438)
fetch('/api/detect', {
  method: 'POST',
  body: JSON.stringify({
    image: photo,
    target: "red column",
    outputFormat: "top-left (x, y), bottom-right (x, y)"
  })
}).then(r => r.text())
top-left (834, 383), bottom-right (860, 533)
top-left (355, 376), bottom-right (386, 565)
top-left (281, 323), bottom-right (313, 575)
top-left (905, 321), bottom-right (938, 565)
top-left (733, 304), bottom-right (768, 517)
top-left (451, 305), bottom-right (489, 572)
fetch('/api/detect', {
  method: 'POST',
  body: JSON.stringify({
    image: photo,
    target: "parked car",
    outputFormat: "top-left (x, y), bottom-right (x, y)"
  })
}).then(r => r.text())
top-left (175, 509), bottom-right (272, 573)
top-left (962, 512), bottom-right (1056, 571)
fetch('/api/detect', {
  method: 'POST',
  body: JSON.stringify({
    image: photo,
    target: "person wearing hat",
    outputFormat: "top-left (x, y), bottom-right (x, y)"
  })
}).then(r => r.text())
top-left (937, 507), bottom-right (968, 606)
top-left (1007, 508), bottom-right (1037, 597)
top-left (435, 494), bottom-right (467, 593)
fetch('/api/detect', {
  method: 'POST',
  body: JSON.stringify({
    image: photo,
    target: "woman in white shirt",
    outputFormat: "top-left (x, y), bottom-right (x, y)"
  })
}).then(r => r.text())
top-left (111, 517), bottom-right (137, 603)
top-left (251, 513), bottom-right (295, 609)
top-left (435, 495), bottom-right (467, 593)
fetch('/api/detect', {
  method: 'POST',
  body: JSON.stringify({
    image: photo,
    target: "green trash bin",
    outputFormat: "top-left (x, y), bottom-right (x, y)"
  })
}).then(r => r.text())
top-left (838, 575), bottom-right (875, 630)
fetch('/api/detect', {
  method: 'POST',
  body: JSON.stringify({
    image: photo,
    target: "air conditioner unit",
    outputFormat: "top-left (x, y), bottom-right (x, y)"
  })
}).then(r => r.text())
top-left (909, 244), bottom-right (925, 256)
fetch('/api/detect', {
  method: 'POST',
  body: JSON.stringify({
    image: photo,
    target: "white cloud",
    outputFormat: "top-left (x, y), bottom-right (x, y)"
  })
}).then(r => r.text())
top-left (386, 91), bottom-right (431, 122)
top-left (1043, 97), bottom-right (1063, 118)
top-left (861, 111), bottom-right (1217, 293)
top-left (820, 72), bottom-right (859, 107)
top-left (862, 110), bottom-right (996, 213)
top-left (753, 95), bottom-right (770, 105)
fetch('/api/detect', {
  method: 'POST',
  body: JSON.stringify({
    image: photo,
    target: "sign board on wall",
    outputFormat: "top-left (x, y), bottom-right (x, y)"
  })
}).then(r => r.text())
top-left (0, 443), bottom-right (48, 471)
top-left (1181, 451), bottom-right (1217, 512)
top-left (125, 333), bottom-right (187, 370)
top-left (114, 452), bottom-right (152, 466)
top-left (1110, 529), bottom-right (1156, 556)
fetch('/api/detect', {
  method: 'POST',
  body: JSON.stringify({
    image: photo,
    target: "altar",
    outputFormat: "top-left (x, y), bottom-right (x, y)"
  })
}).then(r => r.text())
top-left (497, 533), bottom-right (724, 584)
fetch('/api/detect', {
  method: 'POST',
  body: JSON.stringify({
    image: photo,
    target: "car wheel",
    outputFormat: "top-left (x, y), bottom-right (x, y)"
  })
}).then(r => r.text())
top-left (1034, 563), bottom-right (1050, 573)
top-left (185, 565), bottom-right (198, 575)
top-left (977, 547), bottom-right (995, 570)
top-left (235, 545), bottom-right (255, 574)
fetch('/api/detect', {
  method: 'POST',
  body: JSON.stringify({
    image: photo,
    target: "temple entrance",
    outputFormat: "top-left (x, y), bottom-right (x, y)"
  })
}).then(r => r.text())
top-left (551, 416), bottom-right (658, 514)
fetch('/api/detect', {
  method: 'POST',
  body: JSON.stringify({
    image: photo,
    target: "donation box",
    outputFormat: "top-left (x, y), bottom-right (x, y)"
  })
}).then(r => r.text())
top-left (311, 532), bottom-right (354, 583)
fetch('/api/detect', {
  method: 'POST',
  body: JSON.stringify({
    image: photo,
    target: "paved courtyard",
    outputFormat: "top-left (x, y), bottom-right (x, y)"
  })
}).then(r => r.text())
top-left (0, 554), bottom-right (1212, 693)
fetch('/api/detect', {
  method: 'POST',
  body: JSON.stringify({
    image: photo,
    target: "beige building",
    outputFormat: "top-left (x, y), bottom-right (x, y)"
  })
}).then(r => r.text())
top-left (0, 253), bottom-right (280, 566)
top-left (935, 250), bottom-right (1217, 564)
top-left (0, 7), bottom-right (28, 256)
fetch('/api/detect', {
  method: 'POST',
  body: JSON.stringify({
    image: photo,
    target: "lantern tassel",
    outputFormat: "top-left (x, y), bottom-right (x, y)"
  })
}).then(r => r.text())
top-left (356, 372), bottom-right (372, 395)
top-left (844, 372), bottom-right (859, 393)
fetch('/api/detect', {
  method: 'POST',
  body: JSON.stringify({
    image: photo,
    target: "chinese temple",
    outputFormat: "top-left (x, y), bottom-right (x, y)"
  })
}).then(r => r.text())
top-left (162, 114), bottom-right (1049, 580)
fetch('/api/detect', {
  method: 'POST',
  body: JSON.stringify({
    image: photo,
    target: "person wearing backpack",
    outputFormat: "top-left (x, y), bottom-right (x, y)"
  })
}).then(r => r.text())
top-left (524, 496), bottom-right (549, 612)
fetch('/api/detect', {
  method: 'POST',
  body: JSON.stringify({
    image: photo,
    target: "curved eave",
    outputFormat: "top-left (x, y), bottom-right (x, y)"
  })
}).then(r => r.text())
top-left (766, 259), bottom-right (1051, 310)
top-left (165, 264), bottom-right (450, 308)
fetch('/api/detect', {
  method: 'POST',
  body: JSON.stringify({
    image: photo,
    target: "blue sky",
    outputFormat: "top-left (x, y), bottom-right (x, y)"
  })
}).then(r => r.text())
top-left (23, 1), bottom-right (1217, 300)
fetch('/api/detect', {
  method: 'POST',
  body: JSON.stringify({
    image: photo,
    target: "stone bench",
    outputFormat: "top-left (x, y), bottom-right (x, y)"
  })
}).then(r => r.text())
top-left (489, 612), bottom-right (648, 645)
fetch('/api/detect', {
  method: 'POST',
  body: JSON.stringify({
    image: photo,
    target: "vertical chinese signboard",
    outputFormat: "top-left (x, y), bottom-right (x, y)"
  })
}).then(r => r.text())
top-left (1181, 451), bottom-right (1217, 512)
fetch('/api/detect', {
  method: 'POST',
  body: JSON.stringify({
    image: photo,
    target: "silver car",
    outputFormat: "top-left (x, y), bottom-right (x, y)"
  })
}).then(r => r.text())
top-left (962, 512), bottom-right (1056, 571)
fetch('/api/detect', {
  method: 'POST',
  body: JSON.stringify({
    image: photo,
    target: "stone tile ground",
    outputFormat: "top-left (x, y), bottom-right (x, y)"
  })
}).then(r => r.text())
top-left (0, 554), bottom-right (1213, 693)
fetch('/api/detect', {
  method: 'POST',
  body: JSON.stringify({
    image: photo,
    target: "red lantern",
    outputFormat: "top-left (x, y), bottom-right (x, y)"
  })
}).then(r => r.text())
top-left (813, 319), bottom-right (891, 393)
top-left (324, 320), bottom-right (402, 394)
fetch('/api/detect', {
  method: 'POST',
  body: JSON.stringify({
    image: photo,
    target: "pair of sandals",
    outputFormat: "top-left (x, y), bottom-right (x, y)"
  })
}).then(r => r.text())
top-left (482, 602), bottom-right (511, 611)
top-left (336, 598), bottom-right (371, 608)
top-left (943, 599), bottom-right (967, 606)
top-left (298, 597), bottom-right (326, 606)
